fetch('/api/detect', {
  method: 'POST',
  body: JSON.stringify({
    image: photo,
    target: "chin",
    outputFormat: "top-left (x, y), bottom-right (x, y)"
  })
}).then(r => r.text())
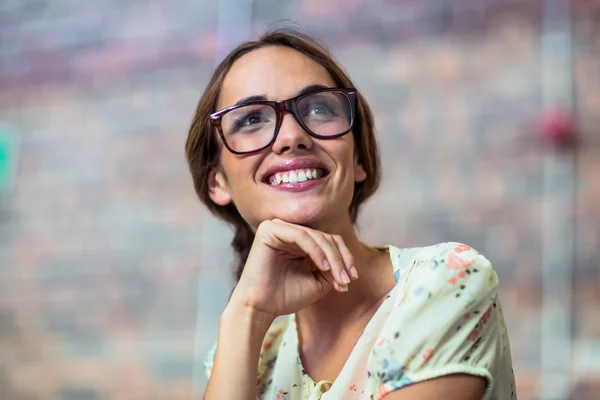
top-left (276, 214), bottom-right (320, 227)
top-left (270, 203), bottom-right (328, 227)
top-left (274, 212), bottom-right (323, 227)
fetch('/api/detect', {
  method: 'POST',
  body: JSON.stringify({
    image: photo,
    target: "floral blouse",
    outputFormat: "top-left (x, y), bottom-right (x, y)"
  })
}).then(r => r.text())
top-left (204, 242), bottom-right (516, 399)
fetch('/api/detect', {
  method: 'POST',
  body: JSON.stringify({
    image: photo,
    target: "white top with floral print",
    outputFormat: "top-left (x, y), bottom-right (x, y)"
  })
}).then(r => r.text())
top-left (204, 242), bottom-right (516, 400)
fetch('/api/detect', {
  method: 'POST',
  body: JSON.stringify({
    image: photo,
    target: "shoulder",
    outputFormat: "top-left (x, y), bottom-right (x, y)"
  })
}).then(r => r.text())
top-left (370, 243), bottom-right (511, 395)
top-left (392, 242), bottom-right (498, 298)
top-left (384, 243), bottom-right (499, 325)
top-left (403, 242), bottom-right (493, 270)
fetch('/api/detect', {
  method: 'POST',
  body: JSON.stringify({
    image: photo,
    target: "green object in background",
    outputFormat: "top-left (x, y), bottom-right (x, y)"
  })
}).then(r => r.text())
top-left (0, 126), bottom-right (16, 192)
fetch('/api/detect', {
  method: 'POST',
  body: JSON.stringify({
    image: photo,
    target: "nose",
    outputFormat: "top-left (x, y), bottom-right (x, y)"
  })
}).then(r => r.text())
top-left (271, 113), bottom-right (313, 154)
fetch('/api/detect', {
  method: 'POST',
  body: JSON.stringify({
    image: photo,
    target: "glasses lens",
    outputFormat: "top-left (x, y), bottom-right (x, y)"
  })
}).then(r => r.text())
top-left (297, 91), bottom-right (352, 136)
top-left (221, 104), bottom-right (276, 153)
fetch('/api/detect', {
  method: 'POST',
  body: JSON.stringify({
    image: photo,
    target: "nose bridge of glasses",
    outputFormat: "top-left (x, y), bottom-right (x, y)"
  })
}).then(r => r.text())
top-left (275, 99), bottom-right (294, 114)
top-left (274, 98), bottom-right (303, 128)
top-left (272, 100), bottom-right (314, 149)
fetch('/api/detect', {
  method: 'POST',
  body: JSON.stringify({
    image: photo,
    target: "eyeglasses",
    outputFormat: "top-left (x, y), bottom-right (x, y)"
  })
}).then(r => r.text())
top-left (209, 88), bottom-right (357, 154)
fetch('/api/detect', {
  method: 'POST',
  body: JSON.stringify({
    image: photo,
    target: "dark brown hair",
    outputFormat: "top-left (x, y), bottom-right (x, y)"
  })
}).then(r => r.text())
top-left (185, 28), bottom-right (381, 281)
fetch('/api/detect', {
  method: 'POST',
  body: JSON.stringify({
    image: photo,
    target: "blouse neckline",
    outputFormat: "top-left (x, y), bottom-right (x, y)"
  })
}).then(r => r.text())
top-left (288, 244), bottom-right (402, 392)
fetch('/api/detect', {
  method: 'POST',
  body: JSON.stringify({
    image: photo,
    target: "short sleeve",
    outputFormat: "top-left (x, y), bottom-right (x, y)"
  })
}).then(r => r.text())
top-left (370, 242), bottom-right (507, 399)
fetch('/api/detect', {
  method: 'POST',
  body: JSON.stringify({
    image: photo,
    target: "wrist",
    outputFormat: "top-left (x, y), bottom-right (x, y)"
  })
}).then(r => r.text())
top-left (221, 302), bottom-right (275, 337)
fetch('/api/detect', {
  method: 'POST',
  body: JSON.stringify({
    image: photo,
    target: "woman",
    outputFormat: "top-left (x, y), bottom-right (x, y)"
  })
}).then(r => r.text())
top-left (186, 28), bottom-right (515, 400)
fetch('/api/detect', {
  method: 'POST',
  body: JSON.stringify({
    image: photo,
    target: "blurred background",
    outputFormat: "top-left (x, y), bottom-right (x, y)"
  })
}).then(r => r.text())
top-left (1, 0), bottom-right (599, 399)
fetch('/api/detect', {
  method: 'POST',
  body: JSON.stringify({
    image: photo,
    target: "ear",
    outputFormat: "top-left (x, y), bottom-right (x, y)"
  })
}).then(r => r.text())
top-left (354, 155), bottom-right (367, 183)
top-left (208, 168), bottom-right (232, 206)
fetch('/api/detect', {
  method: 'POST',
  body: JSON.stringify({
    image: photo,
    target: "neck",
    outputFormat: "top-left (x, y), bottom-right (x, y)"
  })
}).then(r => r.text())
top-left (295, 213), bottom-right (396, 348)
top-left (306, 212), bottom-right (364, 253)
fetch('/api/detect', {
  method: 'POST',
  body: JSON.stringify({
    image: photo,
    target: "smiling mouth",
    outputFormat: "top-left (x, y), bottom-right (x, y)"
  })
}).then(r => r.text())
top-left (265, 168), bottom-right (328, 187)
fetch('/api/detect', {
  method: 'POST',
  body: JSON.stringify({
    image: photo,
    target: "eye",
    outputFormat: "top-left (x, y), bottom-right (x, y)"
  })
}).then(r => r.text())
top-left (308, 104), bottom-right (332, 116)
top-left (228, 106), bottom-right (274, 133)
top-left (243, 113), bottom-right (263, 125)
top-left (300, 94), bottom-right (345, 120)
top-left (304, 101), bottom-right (339, 119)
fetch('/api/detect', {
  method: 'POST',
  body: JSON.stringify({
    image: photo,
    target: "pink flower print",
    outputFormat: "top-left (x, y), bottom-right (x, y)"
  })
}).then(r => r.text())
top-left (377, 386), bottom-right (391, 400)
top-left (422, 348), bottom-right (434, 362)
top-left (349, 384), bottom-right (356, 391)
top-left (458, 271), bottom-right (465, 278)
top-left (455, 244), bottom-right (472, 253)
top-left (276, 388), bottom-right (288, 399)
top-left (448, 276), bottom-right (458, 285)
top-left (467, 329), bottom-right (480, 342)
top-left (464, 313), bottom-right (471, 319)
top-left (378, 338), bottom-right (386, 347)
top-left (482, 305), bottom-right (493, 324)
top-left (447, 252), bottom-right (475, 271)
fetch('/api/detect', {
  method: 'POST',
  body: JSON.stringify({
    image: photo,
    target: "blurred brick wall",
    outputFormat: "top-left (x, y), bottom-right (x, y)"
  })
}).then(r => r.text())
top-left (0, 1), bottom-right (224, 399)
top-left (0, 0), bottom-right (599, 399)
top-left (571, 0), bottom-right (600, 397)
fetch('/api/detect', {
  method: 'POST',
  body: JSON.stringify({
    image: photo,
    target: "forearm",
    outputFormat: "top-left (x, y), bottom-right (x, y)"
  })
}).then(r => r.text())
top-left (203, 305), bottom-right (273, 400)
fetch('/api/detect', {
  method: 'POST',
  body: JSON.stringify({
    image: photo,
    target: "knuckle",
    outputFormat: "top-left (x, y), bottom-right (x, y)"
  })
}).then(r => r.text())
top-left (257, 220), bottom-right (270, 230)
top-left (317, 249), bottom-right (328, 261)
top-left (330, 254), bottom-right (343, 264)
top-left (256, 220), bottom-right (273, 235)
top-left (318, 234), bottom-right (332, 245)
top-left (298, 231), bottom-right (311, 241)
top-left (298, 230), bottom-right (311, 240)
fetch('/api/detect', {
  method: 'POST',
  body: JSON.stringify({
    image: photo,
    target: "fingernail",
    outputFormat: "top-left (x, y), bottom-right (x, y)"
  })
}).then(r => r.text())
top-left (349, 266), bottom-right (359, 280)
top-left (323, 260), bottom-right (331, 271)
top-left (333, 281), bottom-right (347, 292)
top-left (340, 270), bottom-right (351, 284)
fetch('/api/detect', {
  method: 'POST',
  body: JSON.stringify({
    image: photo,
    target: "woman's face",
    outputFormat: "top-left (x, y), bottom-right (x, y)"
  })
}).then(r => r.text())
top-left (208, 45), bottom-right (366, 229)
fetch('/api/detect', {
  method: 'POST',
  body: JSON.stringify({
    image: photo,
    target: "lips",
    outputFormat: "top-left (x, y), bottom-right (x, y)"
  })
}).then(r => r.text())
top-left (261, 158), bottom-right (329, 185)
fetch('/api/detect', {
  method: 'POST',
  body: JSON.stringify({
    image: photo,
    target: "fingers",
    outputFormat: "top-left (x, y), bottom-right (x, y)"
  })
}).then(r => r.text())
top-left (305, 231), bottom-right (351, 292)
top-left (268, 219), bottom-right (356, 292)
top-left (331, 234), bottom-right (358, 280)
top-left (261, 220), bottom-right (333, 275)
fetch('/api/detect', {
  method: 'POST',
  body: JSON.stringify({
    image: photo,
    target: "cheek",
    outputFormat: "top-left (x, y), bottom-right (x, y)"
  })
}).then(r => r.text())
top-left (333, 138), bottom-right (358, 168)
top-left (220, 153), bottom-right (261, 193)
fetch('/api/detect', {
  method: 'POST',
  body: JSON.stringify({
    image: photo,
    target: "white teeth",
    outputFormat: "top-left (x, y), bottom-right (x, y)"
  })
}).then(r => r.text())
top-left (298, 170), bottom-right (307, 182)
top-left (269, 168), bottom-right (324, 186)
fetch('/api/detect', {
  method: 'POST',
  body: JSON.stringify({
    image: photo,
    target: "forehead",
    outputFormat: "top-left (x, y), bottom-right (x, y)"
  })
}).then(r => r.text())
top-left (218, 45), bottom-right (337, 109)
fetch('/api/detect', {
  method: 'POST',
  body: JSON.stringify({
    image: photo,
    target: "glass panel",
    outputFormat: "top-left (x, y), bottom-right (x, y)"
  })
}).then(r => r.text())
top-left (221, 104), bottom-right (276, 152)
top-left (298, 91), bottom-right (352, 136)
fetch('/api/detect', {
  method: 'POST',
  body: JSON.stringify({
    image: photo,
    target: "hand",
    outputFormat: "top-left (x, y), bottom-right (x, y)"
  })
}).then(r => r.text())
top-left (228, 219), bottom-right (358, 320)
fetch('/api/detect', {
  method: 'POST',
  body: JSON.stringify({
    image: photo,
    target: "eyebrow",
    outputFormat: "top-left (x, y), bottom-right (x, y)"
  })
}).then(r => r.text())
top-left (233, 94), bottom-right (267, 107)
top-left (232, 84), bottom-right (331, 107)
